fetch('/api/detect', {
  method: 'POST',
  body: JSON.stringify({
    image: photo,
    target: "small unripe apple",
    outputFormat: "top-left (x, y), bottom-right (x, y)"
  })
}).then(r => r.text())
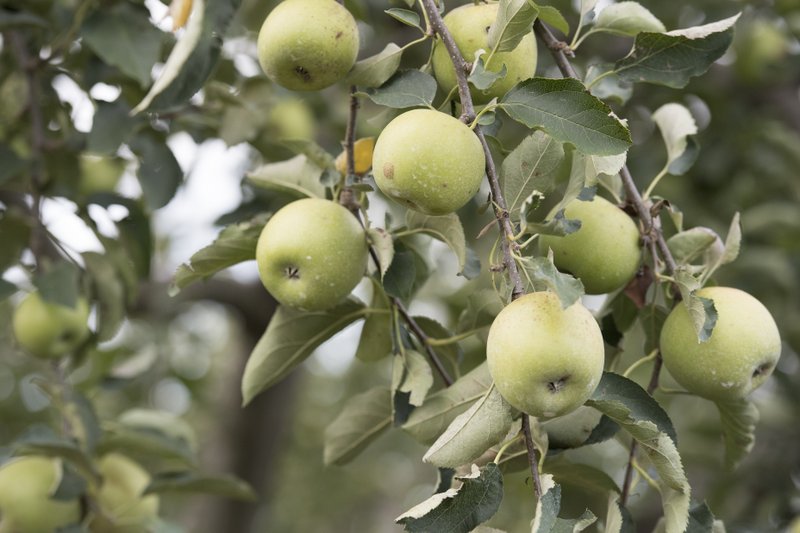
top-left (0, 456), bottom-right (81, 533)
top-left (372, 109), bottom-right (485, 215)
top-left (257, 0), bottom-right (359, 91)
top-left (660, 287), bottom-right (782, 401)
top-left (12, 291), bottom-right (91, 359)
top-left (90, 454), bottom-right (159, 533)
top-left (79, 155), bottom-right (125, 195)
top-left (256, 198), bottom-right (368, 310)
top-left (431, 2), bottom-right (537, 105)
top-left (539, 196), bottom-right (641, 295)
top-left (487, 292), bottom-right (605, 418)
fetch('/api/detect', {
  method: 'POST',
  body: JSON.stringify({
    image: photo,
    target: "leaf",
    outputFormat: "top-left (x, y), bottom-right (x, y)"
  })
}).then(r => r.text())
top-left (0, 279), bottom-right (17, 302)
top-left (34, 261), bottom-right (80, 308)
top-left (363, 70), bottom-right (437, 109)
top-left (171, 214), bottom-right (267, 294)
top-left (531, 474), bottom-right (560, 532)
top-left (424, 386), bottom-right (514, 468)
top-left (715, 398), bottom-right (758, 469)
top-left (613, 14), bottom-right (740, 88)
top-left (488, 0), bottom-right (539, 54)
top-left (396, 463), bottom-right (503, 533)
top-left (83, 252), bottom-right (126, 342)
top-left (246, 155), bottom-right (326, 199)
top-left (666, 227), bottom-right (720, 266)
top-left (145, 471), bottom-right (256, 501)
top-left (87, 100), bottom-right (139, 155)
top-left (355, 281), bottom-right (392, 363)
top-left (702, 213), bottom-right (741, 282)
top-left (518, 256), bottom-right (584, 308)
top-left (545, 458), bottom-right (620, 495)
top-left (129, 132), bottom-right (183, 211)
top-left (133, 0), bottom-right (242, 112)
top-left (585, 153), bottom-right (627, 186)
top-left (579, 0), bottom-right (598, 18)
top-left (366, 227), bottom-right (394, 279)
top-left (15, 427), bottom-right (99, 479)
top-left (99, 424), bottom-right (194, 465)
top-left (347, 43), bottom-right (404, 88)
top-left (469, 53), bottom-right (508, 91)
top-left (81, 3), bottom-right (164, 87)
top-left (385, 8), bottom-right (423, 32)
top-left (652, 103), bottom-right (698, 175)
top-left (394, 350), bottom-right (435, 407)
top-left (501, 78), bottom-right (632, 156)
top-left (551, 510), bottom-right (597, 533)
top-left (674, 269), bottom-right (718, 342)
top-left (323, 386), bottom-right (392, 466)
top-left (241, 299), bottom-right (366, 405)
top-left (605, 495), bottom-right (635, 533)
top-left (280, 139), bottom-right (336, 171)
top-left (686, 501), bottom-right (719, 533)
top-left (586, 64), bottom-right (633, 105)
top-left (383, 248), bottom-right (416, 301)
top-left (457, 289), bottom-right (504, 333)
top-left (336, 137), bottom-right (376, 175)
top-left (502, 132), bottom-right (565, 219)
top-left (594, 2), bottom-right (666, 36)
top-left (406, 211), bottom-right (468, 276)
top-left (537, 6), bottom-right (569, 36)
top-left (403, 363), bottom-right (493, 444)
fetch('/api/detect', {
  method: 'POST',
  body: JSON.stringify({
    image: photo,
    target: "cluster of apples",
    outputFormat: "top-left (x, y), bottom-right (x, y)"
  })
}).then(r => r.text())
top-left (251, 0), bottom-right (782, 420)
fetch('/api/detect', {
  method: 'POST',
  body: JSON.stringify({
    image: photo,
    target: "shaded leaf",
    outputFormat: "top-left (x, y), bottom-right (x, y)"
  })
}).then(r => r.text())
top-left (393, 350), bottom-right (435, 407)
top-left (324, 386), bottom-right (392, 466)
top-left (355, 280), bottom-right (392, 363)
top-left (246, 155), bottom-right (326, 199)
top-left (383, 248), bottom-right (416, 301)
top-left (281, 139), bottom-right (336, 171)
top-left (347, 43), bottom-right (404, 88)
top-left (367, 227), bottom-right (394, 279)
top-left (457, 289), bottom-right (504, 333)
top-left (502, 132), bottom-right (565, 219)
top-left (674, 269), bottom-right (718, 342)
top-left (716, 398), bottom-right (758, 470)
top-left (385, 8), bottom-right (423, 32)
top-left (363, 70), bottom-right (437, 109)
top-left (145, 471), bottom-right (256, 501)
top-left (406, 212), bottom-right (468, 276)
top-left (469, 54), bottom-right (507, 91)
top-left (129, 132), bottom-right (183, 211)
top-left (488, 0), bottom-right (539, 54)
top-left (518, 256), bottom-right (584, 308)
top-left (0, 279), bottom-right (17, 302)
top-left (83, 252), bottom-right (126, 342)
top-left (34, 261), bottom-right (80, 308)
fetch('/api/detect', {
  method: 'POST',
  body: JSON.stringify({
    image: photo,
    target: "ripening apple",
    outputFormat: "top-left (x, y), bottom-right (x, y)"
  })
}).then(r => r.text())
top-left (256, 198), bottom-right (368, 310)
top-left (660, 287), bottom-right (782, 401)
top-left (12, 291), bottom-right (91, 359)
top-left (539, 196), bottom-right (641, 295)
top-left (486, 292), bottom-right (605, 418)
top-left (372, 109), bottom-right (485, 215)
top-left (89, 454), bottom-right (159, 533)
top-left (0, 456), bottom-right (81, 533)
top-left (257, 0), bottom-right (359, 91)
top-left (431, 2), bottom-right (537, 104)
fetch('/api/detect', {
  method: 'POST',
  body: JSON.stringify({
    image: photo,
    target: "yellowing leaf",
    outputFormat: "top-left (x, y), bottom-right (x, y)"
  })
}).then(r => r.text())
top-left (170, 0), bottom-right (193, 31)
top-left (335, 137), bottom-right (375, 175)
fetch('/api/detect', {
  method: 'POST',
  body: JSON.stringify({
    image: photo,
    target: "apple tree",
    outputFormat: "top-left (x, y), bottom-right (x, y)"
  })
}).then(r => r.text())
top-left (1, 0), bottom-right (799, 531)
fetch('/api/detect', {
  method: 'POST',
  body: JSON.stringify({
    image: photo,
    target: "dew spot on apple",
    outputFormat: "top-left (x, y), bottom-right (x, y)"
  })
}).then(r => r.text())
top-left (547, 376), bottom-right (569, 393)
top-left (383, 163), bottom-right (394, 180)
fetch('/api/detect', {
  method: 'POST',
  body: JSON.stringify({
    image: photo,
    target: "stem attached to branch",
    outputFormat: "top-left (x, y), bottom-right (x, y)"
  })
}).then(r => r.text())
top-left (392, 297), bottom-right (454, 387)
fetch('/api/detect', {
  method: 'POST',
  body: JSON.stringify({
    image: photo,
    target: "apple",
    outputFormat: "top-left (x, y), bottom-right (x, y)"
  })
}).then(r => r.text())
top-left (486, 291), bottom-right (605, 418)
top-left (660, 287), bottom-right (782, 401)
top-left (371, 109), bottom-right (485, 215)
top-left (0, 455), bottom-right (81, 533)
top-left (267, 98), bottom-right (316, 141)
top-left (431, 2), bottom-right (537, 105)
top-left (79, 155), bottom-right (125, 196)
top-left (542, 405), bottom-right (603, 448)
top-left (12, 291), bottom-right (91, 359)
top-left (257, 0), bottom-right (359, 91)
top-left (256, 198), bottom-right (368, 310)
top-left (539, 196), bottom-right (641, 295)
top-left (90, 454), bottom-right (159, 533)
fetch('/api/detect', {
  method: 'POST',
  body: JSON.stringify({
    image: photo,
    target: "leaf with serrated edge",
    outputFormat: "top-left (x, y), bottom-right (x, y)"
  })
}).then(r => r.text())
top-left (531, 474), bottom-right (560, 533)
top-left (403, 363), bottom-right (492, 444)
top-left (551, 510), bottom-right (597, 532)
top-left (595, 2), bottom-right (666, 36)
top-left (674, 269), bottom-right (718, 342)
top-left (501, 78), bottom-right (632, 156)
top-left (502, 132), bottom-right (565, 219)
top-left (488, 0), bottom-right (539, 54)
top-left (585, 153), bottom-right (626, 186)
top-left (716, 398), bottom-right (758, 469)
top-left (406, 211), bottom-right (468, 275)
top-left (653, 103), bottom-right (698, 171)
top-left (667, 227), bottom-right (720, 266)
top-left (346, 43), bottom-right (404, 88)
top-left (363, 69), bottom-right (437, 109)
top-left (703, 213), bottom-right (741, 282)
top-left (367, 227), bottom-right (394, 279)
top-left (385, 8), bottom-right (422, 31)
top-left (396, 463), bottom-right (503, 533)
top-left (396, 350), bottom-right (434, 407)
top-left (324, 386), bottom-right (392, 465)
top-left (241, 299), bottom-right (366, 405)
top-left (424, 386), bottom-right (514, 468)
top-left (518, 256), bottom-right (584, 308)
top-left (246, 155), bottom-right (326, 199)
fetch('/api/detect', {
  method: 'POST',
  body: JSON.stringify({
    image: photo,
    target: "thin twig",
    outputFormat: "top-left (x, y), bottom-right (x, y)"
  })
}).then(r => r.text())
top-left (392, 297), bottom-right (454, 387)
top-left (522, 416), bottom-right (544, 496)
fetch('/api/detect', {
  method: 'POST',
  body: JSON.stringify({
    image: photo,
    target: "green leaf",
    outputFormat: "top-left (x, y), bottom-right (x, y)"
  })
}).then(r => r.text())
top-left (396, 463), bottom-right (503, 533)
top-left (488, 0), bottom-right (539, 54)
top-left (280, 139), bottom-right (336, 171)
top-left (457, 289), bottom-right (504, 333)
top-left (323, 386), bottom-right (392, 466)
top-left (367, 227), bottom-right (394, 279)
top-left (652, 103), bottom-right (698, 175)
top-left (99, 423), bottom-right (194, 465)
top-left (172, 214), bottom-right (267, 294)
top-left (545, 458), bottom-right (620, 495)
top-left (501, 78), bottom-right (632, 156)
top-left (241, 299), bottom-right (367, 405)
top-left (702, 212), bottom-right (741, 282)
top-left (393, 350), bottom-right (435, 407)
top-left (674, 269), bottom-right (718, 342)
top-left (87, 100), bottom-right (139, 155)
top-left (406, 211), bottom-right (468, 276)
top-left (685, 501), bottom-right (720, 533)
top-left (0, 143), bottom-right (27, 185)
top-left (0, 211), bottom-right (30, 272)
top-left (586, 64), bottom-right (633, 106)
top-left (594, 2), bottom-right (666, 36)
top-left (403, 363), bottom-right (492, 444)
top-left (15, 427), bottom-right (98, 480)
top-left (604, 495), bottom-right (635, 533)
top-left (502, 132), bottom-right (565, 220)
top-left (579, 0), bottom-right (598, 18)
top-left (53, 462), bottom-right (88, 501)
top-left (531, 474), bottom-right (560, 532)
top-left (0, 279), bottom-right (17, 302)
top-left (551, 510), bottom-right (597, 533)
top-left (34, 261), bottom-right (80, 308)
top-left (469, 54), bottom-right (507, 91)
top-left (613, 14), bottom-right (740, 88)
top-left (584, 152), bottom-right (627, 186)
top-left (144, 471), bottom-right (256, 501)
top-left (81, 3), bottom-right (163, 87)
top-left (0, 10), bottom-right (48, 29)
top-left (424, 386), bottom-right (514, 468)
top-left (133, 0), bottom-right (242, 112)
top-left (715, 398), bottom-right (758, 469)
top-left (536, 6), bottom-right (569, 36)
top-left (355, 280), bottom-right (392, 363)
top-left (385, 8), bottom-right (423, 32)
top-left (383, 248), bottom-right (416, 301)
top-left (347, 43), bottom-right (404, 88)
top-left (83, 252), bottom-right (126, 342)
top-left (518, 256), bottom-right (584, 308)
top-left (129, 132), bottom-right (183, 211)
top-left (247, 155), bottom-right (327, 199)
top-left (117, 409), bottom-right (197, 456)
top-left (363, 70), bottom-right (437, 109)
top-left (666, 227), bottom-right (720, 266)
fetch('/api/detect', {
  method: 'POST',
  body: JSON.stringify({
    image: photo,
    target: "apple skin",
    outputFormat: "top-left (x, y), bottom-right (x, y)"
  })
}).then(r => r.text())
top-left (432, 3), bottom-right (537, 105)
top-left (372, 109), bottom-right (485, 215)
top-left (256, 198), bottom-right (368, 310)
top-left (0, 456), bottom-right (81, 533)
top-left (486, 292), bottom-right (605, 418)
top-left (539, 196), bottom-right (641, 295)
top-left (90, 454), bottom-right (159, 533)
top-left (257, 0), bottom-right (359, 91)
top-left (660, 287), bottom-right (782, 401)
top-left (12, 291), bottom-right (91, 359)
top-left (79, 155), bottom-right (125, 196)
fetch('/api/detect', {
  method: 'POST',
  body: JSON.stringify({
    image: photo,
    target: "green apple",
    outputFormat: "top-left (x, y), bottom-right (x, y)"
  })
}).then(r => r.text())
top-left (542, 405), bottom-right (603, 448)
top-left (90, 454), bottom-right (159, 533)
top-left (539, 196), bottom-right (641, 295)
top-left (660, 287), bottom-right (782, 401)
top-left (372, 109), bottom-right (485, 215)
top-left (0, 456), bottom-right (81, 533)
top-left (256, 198), bottom-right (368, 310)
top-left (431, 2), bottom-right (537, 105)
top-left (257, 0), bottom-right (359, 91)
top-left (79, 155), bottom-right (125, 195)
top-left (486, 291), bottom-right (605, 418)
top-left (12, 291), bottom-right (91, 359)
top-left (267, 98), bottom-right (316, 141)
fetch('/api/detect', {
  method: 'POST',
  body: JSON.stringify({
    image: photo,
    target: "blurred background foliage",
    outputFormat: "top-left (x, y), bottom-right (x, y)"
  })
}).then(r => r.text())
top-left (1, 0), bottom-right (799, 531)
